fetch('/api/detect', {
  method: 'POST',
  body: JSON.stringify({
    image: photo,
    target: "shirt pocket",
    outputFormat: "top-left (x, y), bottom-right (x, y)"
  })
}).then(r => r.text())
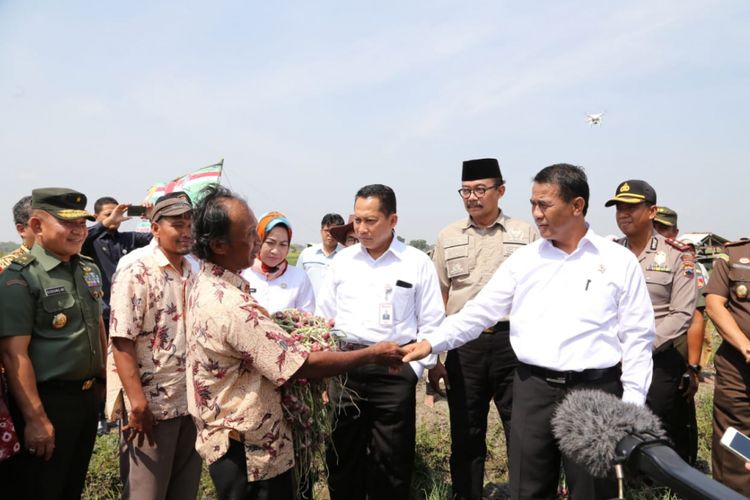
top-left (391, 284), bottom-right (416, 323)
top-left (443, 236), bottom-right (473, 279)
top-left (644, 270), bottom-right (671, 303)
top-left (37, 292), bottom-right (82, 337)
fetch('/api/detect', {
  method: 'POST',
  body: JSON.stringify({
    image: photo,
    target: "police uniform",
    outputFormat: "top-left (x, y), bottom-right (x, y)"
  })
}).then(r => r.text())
top-left (607, 181), bottom-right (697, 463)
top-left (705, 239), bottom-right (750, 496)
top-left (0, 188), bottom-right (105, 500)
top-left (433, 162), bottom-right (537, 500)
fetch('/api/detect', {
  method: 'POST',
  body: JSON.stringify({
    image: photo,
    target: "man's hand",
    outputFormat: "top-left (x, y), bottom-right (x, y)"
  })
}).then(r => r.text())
top-left (24, 415), bottom-right (55, 461)
top-left (366, 341), bottom-right (406, 368)
top-left (123, 404), bottom-right (156, 447)
top-left (102, 203), bottom-right (132, 230)
top-left (679, 370), bottom-right (699, 400)
top-left (402, 340), bottom-right (433, 363)
top-left (427, 360), bottom-right (450, 397)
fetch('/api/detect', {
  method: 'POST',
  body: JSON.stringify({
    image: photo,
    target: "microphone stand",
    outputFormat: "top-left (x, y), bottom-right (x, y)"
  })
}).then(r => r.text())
top-left (613, 432), bottom-right (746, 500)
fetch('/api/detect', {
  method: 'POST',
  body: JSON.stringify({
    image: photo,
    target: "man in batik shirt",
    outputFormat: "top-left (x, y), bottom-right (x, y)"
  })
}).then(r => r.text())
top-left (186, 185), bottom-right (406, 500)
top-left (107, 194), bottom-right (202, 499)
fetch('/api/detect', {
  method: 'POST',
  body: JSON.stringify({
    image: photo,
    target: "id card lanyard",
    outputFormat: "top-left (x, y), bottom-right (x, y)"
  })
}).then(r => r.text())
top-left (379, 283), bottom-right (394, 326)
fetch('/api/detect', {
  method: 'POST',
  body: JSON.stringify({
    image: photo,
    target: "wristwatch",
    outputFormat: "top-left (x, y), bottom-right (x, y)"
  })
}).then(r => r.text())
top-left (688, 364), bottom-right (702, 374)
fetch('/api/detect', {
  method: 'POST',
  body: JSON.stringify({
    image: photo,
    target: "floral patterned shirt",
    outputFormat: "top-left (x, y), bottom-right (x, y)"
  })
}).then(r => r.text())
top-left (186, 261), bottom-right (308, 481)
top-left (105, 245), bottom-right (192, 421)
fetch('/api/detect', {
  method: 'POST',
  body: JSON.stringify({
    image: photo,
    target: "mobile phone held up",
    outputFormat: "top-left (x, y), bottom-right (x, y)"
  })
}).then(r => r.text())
top-left (720, 426), bottom-right (750, 462)
top-left (126, 205), bottom-right (147, 217)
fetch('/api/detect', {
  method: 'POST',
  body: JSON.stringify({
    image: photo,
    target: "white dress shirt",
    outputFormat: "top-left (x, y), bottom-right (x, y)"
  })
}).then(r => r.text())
top-left (297, 243), bottom-right (342, 297)
top-left (316, 237), bottom-right (445, 378)
top-left (423, 228), bottom-right (655, 405)
top-left (242, 266), bottom-right (316, 314)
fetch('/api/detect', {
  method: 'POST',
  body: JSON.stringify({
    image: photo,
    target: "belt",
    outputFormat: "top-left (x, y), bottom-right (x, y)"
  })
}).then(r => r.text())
top-left (38, 377), bottom-right (97, 391)
top-left (520, 363), bottom-right (621, 386)
top-left (482, 320), bottom-right (510, 334)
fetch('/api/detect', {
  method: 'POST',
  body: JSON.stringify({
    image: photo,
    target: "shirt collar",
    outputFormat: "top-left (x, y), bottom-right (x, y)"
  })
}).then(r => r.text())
top-left (463, 209), bottom-right (506, 230)
top-left (31, 244), bottom-right (73, 272)
top-left (357, 233), bottom-right (406, 262)
top-left (153, 245), bottom-right (191, 277)
top-left (539, 225), bottom-right (602, 256)
top-left (202, 261), bottom-right (251, 294)
top-left (315, 243), bottom-right (342, 257)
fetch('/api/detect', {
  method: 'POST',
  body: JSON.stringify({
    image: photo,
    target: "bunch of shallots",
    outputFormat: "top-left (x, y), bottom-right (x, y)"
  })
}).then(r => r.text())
top-left (273, 309), bottom-right (341, 496)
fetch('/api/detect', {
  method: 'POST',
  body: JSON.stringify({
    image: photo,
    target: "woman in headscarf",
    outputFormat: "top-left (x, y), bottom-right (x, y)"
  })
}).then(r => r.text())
top-left (242, 211), bottom-right (315, 313)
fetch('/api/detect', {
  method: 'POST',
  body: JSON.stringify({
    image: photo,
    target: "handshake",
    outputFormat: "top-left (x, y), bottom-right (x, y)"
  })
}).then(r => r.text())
top-left (365, 340), bottom-right (434, 367)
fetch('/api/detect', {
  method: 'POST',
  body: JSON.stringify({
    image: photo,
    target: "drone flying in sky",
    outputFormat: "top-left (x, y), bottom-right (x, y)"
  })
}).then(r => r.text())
top-left (586, 113), bottom-right (604, 125)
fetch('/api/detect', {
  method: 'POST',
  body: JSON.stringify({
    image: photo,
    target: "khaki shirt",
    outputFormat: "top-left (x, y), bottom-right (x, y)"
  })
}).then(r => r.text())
top-left (618, 232), bottom-right (696, 348)
top-left (0, 245), bottom-right (30, 273)
top-left (186, 261), bottom-right (308, 481)
top-left (105, 245), bottom-right (192, 421)
top-left (0, 245), bottom-right (104, 381)
top-left (433, 211), bottom-right (538, 315)
top-left (704, 240), bottom-right (750, 338)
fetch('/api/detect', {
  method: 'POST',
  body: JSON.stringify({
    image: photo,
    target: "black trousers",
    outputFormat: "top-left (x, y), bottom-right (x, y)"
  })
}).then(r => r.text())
top-left (445, 329), bottom-right (517, 500)
top-left (326, 363), bottom-right (417, 500)
top-left (646, 345), bottom-right (692, 463)
top-left (209, 439), bottom-right (295, 500)
top-left (1, 381), bottom-right (98, 500)
top-left (509, 364), bottom-right (622, 500)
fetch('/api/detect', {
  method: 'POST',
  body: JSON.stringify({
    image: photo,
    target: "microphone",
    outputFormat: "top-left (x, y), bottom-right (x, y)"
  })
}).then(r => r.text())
top-left (551, 390), bottom-right (745, 500)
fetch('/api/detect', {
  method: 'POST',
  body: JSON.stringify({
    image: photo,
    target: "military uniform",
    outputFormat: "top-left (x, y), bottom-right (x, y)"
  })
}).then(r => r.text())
top-left (618, 231), bottom-right (696, 461)
top-left (0, 189), bottom-right (105, 500)
top-left (705, 239), bottom-right (750, 496)
top-left (0, 244), bottom-right (29, 273)
top-left (433, 209), bottom-right (537, 498)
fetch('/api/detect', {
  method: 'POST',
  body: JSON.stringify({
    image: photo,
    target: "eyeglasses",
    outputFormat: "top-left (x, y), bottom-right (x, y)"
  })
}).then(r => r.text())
top-left (457, 184), bottom-right (500, 199)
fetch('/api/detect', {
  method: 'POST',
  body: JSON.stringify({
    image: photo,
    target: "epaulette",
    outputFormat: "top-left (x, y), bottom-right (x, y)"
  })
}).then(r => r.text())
top-left (725, 239), bottom-right (750, 248)
top-left (666, 238), bottom-right (690, 252)
top-left (8, 253), bottom-right (36, 270)
top-left (78, 253), bottom-right (95, 262)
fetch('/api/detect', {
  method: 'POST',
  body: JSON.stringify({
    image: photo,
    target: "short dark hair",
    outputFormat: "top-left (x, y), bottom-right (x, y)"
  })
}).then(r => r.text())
top-left (355, 184), bottom-right (397, 216)
top-left (192, 185), bottom-right (243, 260)
top-left (321, 213), bottom-right (345, 227)
top-left (533, 164), bottom-right (590, 216)
top-left (94, 196), bottom-right (119, 214)
top-left (13, 196), bottom-right (32, 226)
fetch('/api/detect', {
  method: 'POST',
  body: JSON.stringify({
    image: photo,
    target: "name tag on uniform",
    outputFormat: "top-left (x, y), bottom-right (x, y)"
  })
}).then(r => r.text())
top-left (44, 286), bottom-right (66, 296)
top-left (379, 303), bottom-right (394, 326)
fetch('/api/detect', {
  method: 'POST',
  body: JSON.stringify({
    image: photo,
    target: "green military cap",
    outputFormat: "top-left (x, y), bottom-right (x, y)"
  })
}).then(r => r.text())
top-left (654, 206), bottom-right (678, 227)
top-left (605, 180), bottom-right (657, 207)
top-left (31, 188), bottom-right (95, 221)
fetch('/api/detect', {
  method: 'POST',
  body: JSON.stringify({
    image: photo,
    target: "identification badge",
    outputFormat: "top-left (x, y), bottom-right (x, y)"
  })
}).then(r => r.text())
top-left (379, 303), bottom-right (394, 326)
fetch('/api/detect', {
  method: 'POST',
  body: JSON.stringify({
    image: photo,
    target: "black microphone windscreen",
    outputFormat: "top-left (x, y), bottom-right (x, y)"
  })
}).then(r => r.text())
top-left (551, 389), bottom-right (665, 478)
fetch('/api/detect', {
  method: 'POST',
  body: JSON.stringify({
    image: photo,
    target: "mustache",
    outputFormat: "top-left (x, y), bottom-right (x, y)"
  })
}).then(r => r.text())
top-left (466, 202), bottom-right (483, 208)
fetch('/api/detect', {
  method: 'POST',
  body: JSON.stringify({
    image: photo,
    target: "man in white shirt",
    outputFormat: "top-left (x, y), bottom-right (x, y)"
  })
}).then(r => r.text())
top-left (316, 184), bottom-right (444, 500)
top-left (297, 213), bottom-right (344, 296)
top-left (404, 164), bottom-right (655, 499)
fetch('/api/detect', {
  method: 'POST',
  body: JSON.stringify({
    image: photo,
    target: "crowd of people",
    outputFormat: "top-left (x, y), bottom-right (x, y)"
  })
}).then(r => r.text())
top-left (0, 159), bottom-right (748, 500)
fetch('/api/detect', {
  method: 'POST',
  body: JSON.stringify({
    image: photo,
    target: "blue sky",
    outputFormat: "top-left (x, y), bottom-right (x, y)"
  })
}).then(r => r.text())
top-left (1, 1), bottom-right (748, 245)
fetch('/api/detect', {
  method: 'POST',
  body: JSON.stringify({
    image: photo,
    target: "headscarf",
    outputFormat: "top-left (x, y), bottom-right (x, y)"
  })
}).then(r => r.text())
top-left (254, 211), bottom-right (292, 276)
top-left (256, 211), bottom-right (292, 242)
